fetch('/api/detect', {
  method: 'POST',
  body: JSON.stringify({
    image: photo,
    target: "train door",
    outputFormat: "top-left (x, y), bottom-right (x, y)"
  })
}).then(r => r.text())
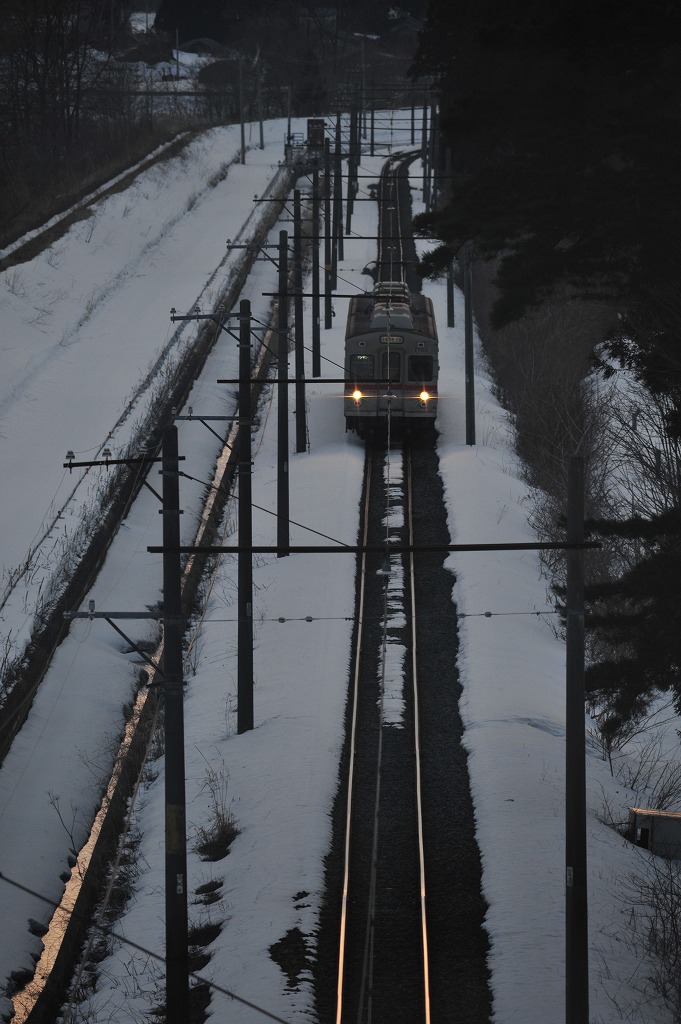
top-left (380, 350), bottom-right (402, 414)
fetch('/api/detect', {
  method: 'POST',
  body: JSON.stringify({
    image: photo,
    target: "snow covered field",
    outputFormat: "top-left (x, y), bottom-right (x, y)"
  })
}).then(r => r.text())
top-left (0, 115), bottom-right (676, 1024)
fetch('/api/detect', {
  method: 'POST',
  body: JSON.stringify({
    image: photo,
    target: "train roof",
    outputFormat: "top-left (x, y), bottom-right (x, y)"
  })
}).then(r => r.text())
top-left (345, 287), bottom-right (438, 342)
top-left (372, 280), bottom-right (411, 302)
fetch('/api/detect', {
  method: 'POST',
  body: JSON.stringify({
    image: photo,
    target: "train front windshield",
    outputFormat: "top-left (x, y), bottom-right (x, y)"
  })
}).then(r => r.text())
top-left (349, 354), bottom-right (374, 379)
top-left (408, 355), bottom-right (434, 382)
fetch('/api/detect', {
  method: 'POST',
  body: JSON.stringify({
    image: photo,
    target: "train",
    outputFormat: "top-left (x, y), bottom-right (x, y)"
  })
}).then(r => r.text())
top-left (344, 281), bottom-right (439, 437)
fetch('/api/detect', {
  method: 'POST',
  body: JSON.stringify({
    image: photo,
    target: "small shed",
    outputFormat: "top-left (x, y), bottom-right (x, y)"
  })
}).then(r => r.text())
top-left (628, 807), bottom-right (681, 859)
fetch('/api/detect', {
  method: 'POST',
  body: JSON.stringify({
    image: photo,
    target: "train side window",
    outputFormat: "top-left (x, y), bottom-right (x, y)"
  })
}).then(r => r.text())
top-left (350, 354), bottom-right (374, 380)
top-left (381, 351), bottom-right (401, 382)
top-left (408, 355), bottom-right (434, 382)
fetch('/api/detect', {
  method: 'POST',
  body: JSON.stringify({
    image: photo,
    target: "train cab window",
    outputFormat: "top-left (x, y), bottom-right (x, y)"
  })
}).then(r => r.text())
top-left (408, 355), bottom-right (434, 382)
top-left (381, 351), bottom-right (401, 382)
top-left (371, 303), bottom-right (413, 331)
top-left (350, 354), bottom-right (374, 379)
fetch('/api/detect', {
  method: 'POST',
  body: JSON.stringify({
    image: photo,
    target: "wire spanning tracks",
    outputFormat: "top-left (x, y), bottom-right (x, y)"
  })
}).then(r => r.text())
top-left (335, 441), bottom-right (431, 1024)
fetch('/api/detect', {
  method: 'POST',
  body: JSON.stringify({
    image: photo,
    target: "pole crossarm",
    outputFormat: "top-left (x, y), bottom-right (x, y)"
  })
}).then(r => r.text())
top-left (239, 234), bottom-right (441, 242)
top-left (64, 610), bottom-right (162, 620)
top-left (63, 455), bottom-right (173, 469)
top-left (226, 241), bottom-right (283, 269)
top-left (173, 413), bottom-right (244, 446)
top-left (217, 377), bottom-right (392, 385)
top-left (148, 541), bottom-right (601, 555)
top-left (170, 310), bottom-right (234, 323)
top-left (261, 291), bottom-right (387, 298)
top-left (170, 308), bottom-right (253, 343)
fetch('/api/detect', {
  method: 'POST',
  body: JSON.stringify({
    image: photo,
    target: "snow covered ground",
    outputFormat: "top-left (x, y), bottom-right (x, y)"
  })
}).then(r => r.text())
top-left (0, 114), bottom-right (677, 1024)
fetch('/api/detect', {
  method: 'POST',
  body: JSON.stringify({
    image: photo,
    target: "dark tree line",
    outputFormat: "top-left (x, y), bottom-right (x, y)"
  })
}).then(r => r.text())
top-left (0, 0), bottom-right (155, 242)
top-left (0, 0), bottom-right (131, 156)
top-left (411, 0), bottom-right (681, 735)
top-left (154, 0), bottom-right (427, 44)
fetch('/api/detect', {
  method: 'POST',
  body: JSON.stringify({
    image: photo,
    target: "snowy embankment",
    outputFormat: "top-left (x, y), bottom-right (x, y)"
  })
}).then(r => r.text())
top-left (0, 115), bottom-right (674, 1024)
top-left (0, 117), bottom-right (310, 1017)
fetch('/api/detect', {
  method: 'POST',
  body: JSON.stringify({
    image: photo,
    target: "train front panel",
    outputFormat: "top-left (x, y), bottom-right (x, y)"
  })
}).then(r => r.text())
top-left (344, 288), bottom-right (438, 435)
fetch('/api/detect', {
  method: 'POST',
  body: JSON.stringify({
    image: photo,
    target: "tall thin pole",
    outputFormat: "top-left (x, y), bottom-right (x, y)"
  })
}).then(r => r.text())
top-left (333, 113), bottom-right (343, 266)
top-left (238, 300), bottom-right (254, 732)
top-left (464, 241), bottom-right (476, 445)
top-left (286, 85), bottom-right (292, 144)
top-left (360, 37), bottom-right (366, 139)
top-left (429, 102), bottom-right (438, 212)
top-left (277, 230), bottom-right (290, 555)
top-left (566, 454), bottom-right (588, 1024)
top-left (446, 259), bottom-right (455, 329)
top-left (312, 164), bottom-right (321, 375)
top-left (422, 98), bottom-right (429, 209)
top-left (239, 54), bottom-right (246, 164)
top-left (162, 423), bottom-right (189, 1024)
top-left (293, 190), bottom-right (307, 453)
top-left (345, 105), bottom-right (356, 237)
top-left (324, 139), bottom-right (333, 328)
top-left (370, 101), bottom-right (375, 157)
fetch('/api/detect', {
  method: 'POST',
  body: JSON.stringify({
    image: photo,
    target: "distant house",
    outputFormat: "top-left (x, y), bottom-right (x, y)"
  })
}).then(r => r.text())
top-left (628, 807), bottom-right (681, 859)
top-left (180, 38), bottom-right (230, 56)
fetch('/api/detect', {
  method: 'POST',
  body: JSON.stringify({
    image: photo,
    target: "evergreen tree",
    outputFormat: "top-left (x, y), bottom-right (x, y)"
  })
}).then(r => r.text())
top-left (585, 511), bottom-right (681, 737)
top-left (412, 0), bottom-right (681, 731)
top-left (411, 0), bottom-right (681, 326)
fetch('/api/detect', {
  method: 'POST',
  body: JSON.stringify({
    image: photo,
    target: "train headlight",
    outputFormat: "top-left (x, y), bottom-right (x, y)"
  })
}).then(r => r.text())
top-left (352, 389), bottom-right (363, 405)
top-left (419, 390), bottom-right (430, 404)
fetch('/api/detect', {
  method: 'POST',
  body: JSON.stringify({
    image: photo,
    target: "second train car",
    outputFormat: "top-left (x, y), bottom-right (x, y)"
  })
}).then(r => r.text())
top-left (344, 281), bottom-right (439, 437)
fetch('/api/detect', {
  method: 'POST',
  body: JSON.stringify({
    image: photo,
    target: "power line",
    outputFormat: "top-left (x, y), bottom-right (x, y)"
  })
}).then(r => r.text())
top-left (0, 871), bottom-right (294, 1024)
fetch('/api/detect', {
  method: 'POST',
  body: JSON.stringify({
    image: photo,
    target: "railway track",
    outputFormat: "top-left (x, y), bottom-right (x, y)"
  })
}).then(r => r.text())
top-left (335, 439), bottom-right (430, 1023)
top-left (328, 437), bottom-right (492, 1024)
top-left (316, 151), bottom-right (492, 1023)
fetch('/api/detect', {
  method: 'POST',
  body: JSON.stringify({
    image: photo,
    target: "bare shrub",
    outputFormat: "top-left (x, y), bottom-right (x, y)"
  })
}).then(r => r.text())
top-left (609, 731), bottom-right (681, 811)
top-left (620, 857), bottom-right (681, 1022)
top-left (194, 758), bottom-right (239, 862)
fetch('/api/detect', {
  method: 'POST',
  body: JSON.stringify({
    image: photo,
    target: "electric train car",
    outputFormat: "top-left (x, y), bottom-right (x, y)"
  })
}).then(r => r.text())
top-left (344, 281), bottom-right (439, 437)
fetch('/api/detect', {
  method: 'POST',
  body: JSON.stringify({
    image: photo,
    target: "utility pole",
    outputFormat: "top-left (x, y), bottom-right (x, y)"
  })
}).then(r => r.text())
top-left (446, 259), bottom-right (455, 329)
top-left (312, 163), bottom-right (321, 375)
top-left (161, 423), bottom-right (189, 1024)
top-left (239, 54), bottom-right (246, 164)
top-left (345, 105), bottom-right (357, 237)
top-left (429, 102), bottom-right (438, 212)
top-left (422, 98), bottom-right (429, 209)
top-left (293, 190), bottom-right (307, 453)
top-left (238, 300), bottom-right (254, 732)
top-left (464, 240), bottom-right (476, 445)
top-left (566, 454), bottom-right (588, 1024)
top-left (324, 139), bottom-right (333, 327)
top-left (257, 66), bottom-right (264, 150)
top-left (333, 113), bottom-right (343, 270)
top-left (277, 230), bottom-right (290, 555)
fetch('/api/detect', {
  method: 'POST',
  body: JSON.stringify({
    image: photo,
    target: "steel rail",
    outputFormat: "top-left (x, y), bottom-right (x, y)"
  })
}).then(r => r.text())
top-left (335, 449), bottom-right (374, 1024)
top-left (406, 445), bottom-right (432, 1024)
